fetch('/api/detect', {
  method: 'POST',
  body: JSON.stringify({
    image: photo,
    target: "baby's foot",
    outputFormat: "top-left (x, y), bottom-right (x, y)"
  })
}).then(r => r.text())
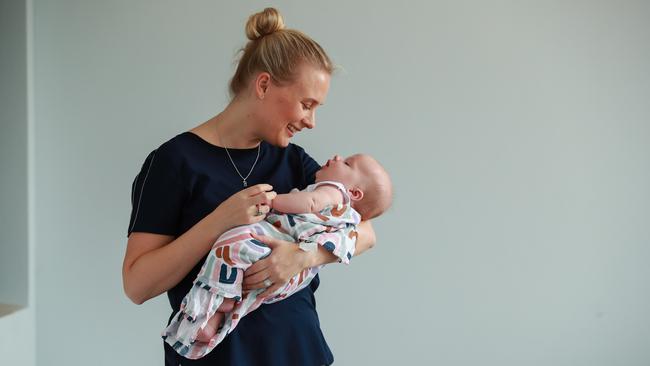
top-left (195, 312), bottom-right (223, 343)
top-left (194, 299), bottom-right (236, 343)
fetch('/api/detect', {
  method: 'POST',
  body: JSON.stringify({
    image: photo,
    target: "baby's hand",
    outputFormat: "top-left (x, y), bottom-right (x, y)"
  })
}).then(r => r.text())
top-left (290, 188), bottom-right (300, 193)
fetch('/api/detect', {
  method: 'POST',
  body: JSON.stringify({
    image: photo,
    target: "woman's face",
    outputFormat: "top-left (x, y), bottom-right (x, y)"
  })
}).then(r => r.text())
top-left (256, 63), bottom-right (331, 147)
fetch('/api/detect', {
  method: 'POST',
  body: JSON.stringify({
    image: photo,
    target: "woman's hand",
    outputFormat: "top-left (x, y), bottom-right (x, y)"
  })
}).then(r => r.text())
top-left (243, 233), bottom-right (311, 298)
top-left (211, 184), bottom-right (276, 229)
top-left (354, 220), bottom-right (376, 256)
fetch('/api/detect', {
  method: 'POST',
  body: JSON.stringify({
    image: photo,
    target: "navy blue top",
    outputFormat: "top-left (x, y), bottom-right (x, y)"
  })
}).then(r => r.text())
top-left (127, 132), bottom-right (333, 365)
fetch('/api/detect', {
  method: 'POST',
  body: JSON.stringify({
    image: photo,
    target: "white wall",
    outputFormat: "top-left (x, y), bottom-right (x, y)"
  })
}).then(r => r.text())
top-left (0, 0), bottom-right (36, 365)
top-left (32, 1), bottom-right (650, 365)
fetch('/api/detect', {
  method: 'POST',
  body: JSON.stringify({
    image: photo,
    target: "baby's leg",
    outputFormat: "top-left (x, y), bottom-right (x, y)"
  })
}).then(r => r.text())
top-left (195, 298), bottom-right (236, 343)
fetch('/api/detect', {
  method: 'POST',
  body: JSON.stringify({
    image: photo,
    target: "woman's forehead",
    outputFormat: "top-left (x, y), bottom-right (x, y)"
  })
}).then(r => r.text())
top-left (291, 66), bottom-right (330, 101)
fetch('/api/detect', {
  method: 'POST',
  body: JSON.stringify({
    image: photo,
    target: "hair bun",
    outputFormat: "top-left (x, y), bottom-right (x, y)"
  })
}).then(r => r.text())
top-left (245, 7), bottom-right (285, 40)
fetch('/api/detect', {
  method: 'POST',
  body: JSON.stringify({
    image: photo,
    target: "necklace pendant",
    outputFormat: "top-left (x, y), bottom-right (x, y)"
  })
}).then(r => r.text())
top-left (223, 142), bottom-right (260, 190)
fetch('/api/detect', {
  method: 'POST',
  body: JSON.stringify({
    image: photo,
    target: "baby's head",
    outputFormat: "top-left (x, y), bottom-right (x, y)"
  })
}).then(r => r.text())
top-left (315, 154), bottom-right (392, 220)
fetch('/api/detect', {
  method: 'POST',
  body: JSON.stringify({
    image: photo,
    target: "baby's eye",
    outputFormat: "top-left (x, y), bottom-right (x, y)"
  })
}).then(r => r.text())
top-left (344, 162), bottom-right (350, 166)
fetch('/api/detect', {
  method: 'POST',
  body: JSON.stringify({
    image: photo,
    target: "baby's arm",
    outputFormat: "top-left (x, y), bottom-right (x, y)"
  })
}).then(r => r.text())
top-left (272, 185), bottom-right (343, 214)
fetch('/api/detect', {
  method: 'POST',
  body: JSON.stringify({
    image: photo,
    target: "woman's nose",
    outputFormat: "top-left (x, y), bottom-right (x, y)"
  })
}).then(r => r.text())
top-left (302, 112), bottom-right (315, 129)
top-left (333, 155), bottom-right (342, 161)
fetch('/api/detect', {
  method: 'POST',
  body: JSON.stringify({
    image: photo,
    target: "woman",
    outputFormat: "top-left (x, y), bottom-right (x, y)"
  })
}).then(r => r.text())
top-left (122, 7), bottom-right (376, 366)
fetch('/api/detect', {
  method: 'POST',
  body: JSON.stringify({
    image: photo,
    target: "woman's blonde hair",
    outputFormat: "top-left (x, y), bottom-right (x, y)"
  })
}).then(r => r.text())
top-left (229, 8), bottom-right (334, 97)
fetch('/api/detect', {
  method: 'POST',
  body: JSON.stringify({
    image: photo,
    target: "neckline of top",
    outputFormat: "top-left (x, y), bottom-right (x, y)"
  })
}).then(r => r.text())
top-left (182, 131), bottom-right (263, 152)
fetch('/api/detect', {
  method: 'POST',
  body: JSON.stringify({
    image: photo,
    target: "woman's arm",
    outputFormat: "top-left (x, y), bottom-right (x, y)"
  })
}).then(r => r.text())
top-left (305, 220), bottom-right (376, 265)
top-left (122, 217), bottom-right (226, 305)
top-left (122, 184), bottom-right (275, 304)
top-left (351, 220), bottom-right (376, 257)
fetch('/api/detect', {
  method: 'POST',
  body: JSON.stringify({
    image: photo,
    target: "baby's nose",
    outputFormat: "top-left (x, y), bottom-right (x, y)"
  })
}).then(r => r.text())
top-left (333, 155), bottom-right (342, 161)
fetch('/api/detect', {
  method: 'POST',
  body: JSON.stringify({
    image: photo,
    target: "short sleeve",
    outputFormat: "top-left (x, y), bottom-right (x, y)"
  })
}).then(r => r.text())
top-left (127, 146), bottom-right (187, 237)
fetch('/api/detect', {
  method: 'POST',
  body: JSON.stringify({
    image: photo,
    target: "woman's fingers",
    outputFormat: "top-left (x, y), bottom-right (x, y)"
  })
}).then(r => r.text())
top-left (243, 273), bottom-right (283, 298)
top-left (243, 184), bottom-right (273, 196)
top-left (242, 262), bottom-right (273, 291)
top-left (243, 269), bottom-right (283, 298)
top-left (243, 234), bottom-right (303, 295)
top-left (244, 255), bottom-right (268, 277)
top-left (251, 233), bottom-right (282, 249)
top-left (244, 278), bottom-right (270, 291)
top-left (243, 186), bottom-right (275, 220)
top-left (252, 190), bottom-right (276, 206)
top-left (244, 262), bottom-right (269, 286)
top-left (259, 282), bottom-right (283, 299)
top-left (217, 184), bottom-right (275, 227)
top-left (248, 204), bottom-right (270, 218)
top-left (256, 204), bottom-right (271, 216)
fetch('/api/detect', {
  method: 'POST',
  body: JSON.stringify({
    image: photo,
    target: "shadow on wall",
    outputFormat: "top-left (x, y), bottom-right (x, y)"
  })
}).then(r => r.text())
top-left (0, 0), bottom-right (29, 320)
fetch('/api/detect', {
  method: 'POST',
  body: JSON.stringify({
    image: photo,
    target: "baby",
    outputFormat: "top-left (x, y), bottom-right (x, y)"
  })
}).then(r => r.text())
top-left (163, 153), bottom-right (392, 359)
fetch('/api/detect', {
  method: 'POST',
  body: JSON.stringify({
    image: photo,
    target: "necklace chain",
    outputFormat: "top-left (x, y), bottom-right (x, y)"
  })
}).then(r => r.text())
top-left (223, 143), bottom-right (261, 187)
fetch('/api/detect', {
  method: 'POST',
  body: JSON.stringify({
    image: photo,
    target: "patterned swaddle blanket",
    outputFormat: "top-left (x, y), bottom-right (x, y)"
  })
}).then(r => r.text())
top-left (162, 181), bottom-right (360, 359)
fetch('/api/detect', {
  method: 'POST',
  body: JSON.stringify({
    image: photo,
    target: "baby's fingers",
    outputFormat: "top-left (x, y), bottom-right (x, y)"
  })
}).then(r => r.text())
top-left (252, 191), bottom-right (276, 206)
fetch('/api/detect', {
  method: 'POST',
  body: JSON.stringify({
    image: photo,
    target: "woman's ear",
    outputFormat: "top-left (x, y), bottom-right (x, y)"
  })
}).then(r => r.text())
top-left (348, 188), bottom-right (364, 202)
top-left (254, 72), bottom-right (271, 99)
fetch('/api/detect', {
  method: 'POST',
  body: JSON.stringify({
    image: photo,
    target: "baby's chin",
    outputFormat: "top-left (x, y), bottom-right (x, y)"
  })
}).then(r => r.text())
top-left (315, 171), bottom-right (334, 183)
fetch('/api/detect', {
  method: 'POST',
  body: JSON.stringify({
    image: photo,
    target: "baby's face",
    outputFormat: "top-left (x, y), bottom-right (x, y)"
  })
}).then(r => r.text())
top-left (315, 154), bottom-right (375, 188)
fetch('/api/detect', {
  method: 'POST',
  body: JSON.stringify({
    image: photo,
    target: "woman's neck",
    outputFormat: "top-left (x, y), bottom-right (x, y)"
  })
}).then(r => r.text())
top-left (204, 98), bottom-right (262, 149)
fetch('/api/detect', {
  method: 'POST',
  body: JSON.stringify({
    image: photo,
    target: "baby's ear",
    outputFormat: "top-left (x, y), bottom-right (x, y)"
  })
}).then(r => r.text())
top-left (348, 188), bottom-right (364, 201)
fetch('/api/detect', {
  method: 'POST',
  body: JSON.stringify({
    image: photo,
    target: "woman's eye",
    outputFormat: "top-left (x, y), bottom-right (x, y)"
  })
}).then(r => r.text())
top-left (302, 103), bottom-right (312, 111)
top-left (344, 162), bottom-right (350, 166)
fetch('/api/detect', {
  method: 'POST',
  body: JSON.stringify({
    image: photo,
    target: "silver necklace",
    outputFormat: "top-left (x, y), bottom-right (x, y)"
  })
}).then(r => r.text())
top-left (223, 143), bottom-right (261, 187)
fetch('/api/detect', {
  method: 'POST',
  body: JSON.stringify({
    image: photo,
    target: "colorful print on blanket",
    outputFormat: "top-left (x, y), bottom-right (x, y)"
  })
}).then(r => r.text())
top-left (162, 182), bottom-right (360, 359)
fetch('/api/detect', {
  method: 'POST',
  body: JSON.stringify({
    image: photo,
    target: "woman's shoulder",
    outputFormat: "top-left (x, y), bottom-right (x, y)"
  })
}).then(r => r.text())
top-left (151, 132), bottom-right (191, 159)
top-left (158, 131), bottom-right (195, 152)
top-left (136, 132), bottom-right (196, 173)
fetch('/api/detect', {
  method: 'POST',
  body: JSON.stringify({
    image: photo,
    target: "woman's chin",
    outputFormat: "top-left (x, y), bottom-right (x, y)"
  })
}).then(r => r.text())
top-left (264, 135), bottom-right (291, 148)
top-left (278, 135), bottom-right (292, 147)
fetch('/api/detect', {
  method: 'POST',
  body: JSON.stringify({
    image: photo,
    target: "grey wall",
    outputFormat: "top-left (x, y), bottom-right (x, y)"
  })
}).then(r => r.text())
top-left (1, 0), bottom-right (28, 309)
top-left (31, 1), bottom-right (650, 365)
top-left (0, 0), bottom-right (36, 365)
